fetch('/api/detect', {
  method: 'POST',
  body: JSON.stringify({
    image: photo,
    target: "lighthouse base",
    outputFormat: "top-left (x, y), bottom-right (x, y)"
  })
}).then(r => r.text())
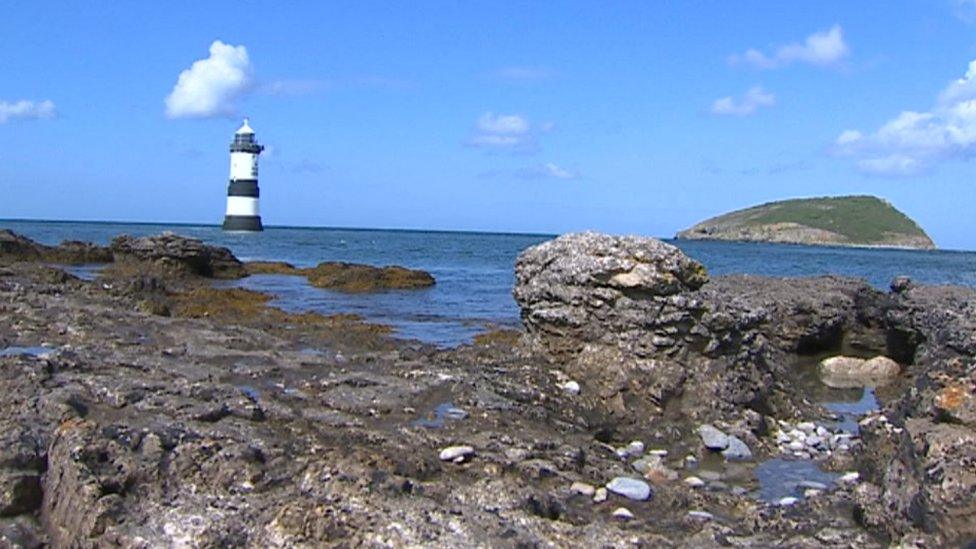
top-left (222, 215), bottom-right (264, 232)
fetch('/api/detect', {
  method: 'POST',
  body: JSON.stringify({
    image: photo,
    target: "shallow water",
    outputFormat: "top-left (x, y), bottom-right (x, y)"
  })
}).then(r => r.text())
top-left (0, 346), bottom-right (56, 358)
top-left (755, 459), bottom-right (840, 502)
top-left (5, 219), bottom-right (975, 346)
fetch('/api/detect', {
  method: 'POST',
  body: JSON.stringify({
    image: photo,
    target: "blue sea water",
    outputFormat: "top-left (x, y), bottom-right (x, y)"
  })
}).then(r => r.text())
top-left (3, 220), bottom-right (975, 346)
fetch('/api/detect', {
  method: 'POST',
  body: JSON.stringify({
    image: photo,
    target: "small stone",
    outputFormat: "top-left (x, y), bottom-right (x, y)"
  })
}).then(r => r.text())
top-left (648, 449), bottom-right (668, 457)
top-left (561, 380), bottom-right (581, 395)
top-left (787, 441), bottom-right (805, 452)
top-left (804, 489), bottom-right (822, 498)
top-left (806, 436), bottom-right (823, 448)
top-left (797, 422), bottom-right (817, 434)
top-left (684, 476), bottom-right (705, 488)
top-left (839, 471), bottom-right (860, 484)
top-left (790, 429), bottom-right (807, 441)
top-left (721, 436), bottom-right (752, 461)
top-left (731, 486), bottom-right (748, 496)
top-left (612, 507), bottom-right (634, 520)
top-left (687, 510), bottom-right (714, 521)
top-left (777, 496), bottom-right (799, 506)
top-left (570, 481), bottom-right (596, 497)
top-left (626, 440), bottom-right (645, 455)
top-left (593, 487), bottom-right (608, 503)
top-left (708, 481), bottom-right (729, 491)
top-left (684, 455), bottom-right (698, 468)
top-left (605, 477), bottom-right (652, 501)
top-left (798, 480), bottom-right (828, 491)
top-left (698, 425), bottom-right (729, 450)
top-left (775, 431), bottom-right (791, 444)
top-left (439, 445), bottom-right (474, 462)
top-left (816, 426), bottom-right (829, 437)
top-left (698, 470), bottom-right (722, 481)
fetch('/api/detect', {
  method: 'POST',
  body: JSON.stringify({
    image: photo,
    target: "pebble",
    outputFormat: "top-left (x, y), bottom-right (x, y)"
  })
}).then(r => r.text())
top-left (787, 441), bottom-right (805, 452)
top-left (648, 449), bottom-right (668, 457)
top-left (605, 477), bottom-right (652, 501)
top-left (561, 380), bottom-right (581, 395)
top-left (570, 481), bottom-right (596, 497)
top-left (804, 489), bottom-right (822, 498)
top-left (698, 424), bottom-right (730, 450)
top-left (684, 476), bottom-right (705, 488)
top-left (438, 445), bottom-right (474, 463)
top-left (805, 435), bottom-right (823, 448)
top-left (684, 455), bottom-right (698, 468)
top-left (593, 487), bottom-right (608, 503)
top-left (798, 480), bottom-right (828, 490)
top-left (776, 431), bottom-right (791, 443)
top-left (816, 426), bottom-right (829, 437)
top-left (797, 422), bottom-right (817, 434)
top-left (698, 470), bottom-right (722, 481)
top-left (777, 496), bottom-right (799, 506)
top-left (687, 510), bottom-right (714, 521)
top-left (721, 436), bottom-right (752, 461)
top-left (612, 507), bottom-right (635, 520)
top-left (627, 440), bottom-right (645, 455)
top-left (839, 471), bottom-right (860, 484)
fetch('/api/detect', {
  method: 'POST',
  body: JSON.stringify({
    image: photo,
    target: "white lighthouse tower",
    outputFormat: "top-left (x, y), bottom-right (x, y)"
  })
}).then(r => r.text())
top-left (222, 118), bottom-right (265, 231)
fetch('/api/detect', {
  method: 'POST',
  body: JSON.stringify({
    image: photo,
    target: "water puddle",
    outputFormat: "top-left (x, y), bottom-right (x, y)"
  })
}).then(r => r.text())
top-left (413, 402), bottom-right (468, 429)
top-left (237, 385), bottom-right (260, 401)
top-left (824, 387), bottom-right (878, 434)
top-left (60, 264), bottom-right (104, 281)
top-left (752, 354), bottom-right (882, 503)
top-left (0, 346), bottom-right (56, 358)
top-left (755, 459), bottom-right (840, 502)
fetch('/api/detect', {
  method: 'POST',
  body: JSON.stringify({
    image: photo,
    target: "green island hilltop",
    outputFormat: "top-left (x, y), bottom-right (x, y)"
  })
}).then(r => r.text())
top-left (676, 195), bottom-right (935, 249)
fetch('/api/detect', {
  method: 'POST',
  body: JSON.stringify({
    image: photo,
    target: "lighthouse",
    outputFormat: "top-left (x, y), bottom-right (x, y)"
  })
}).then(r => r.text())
top-left (222, 118), bottom-right (264, 231)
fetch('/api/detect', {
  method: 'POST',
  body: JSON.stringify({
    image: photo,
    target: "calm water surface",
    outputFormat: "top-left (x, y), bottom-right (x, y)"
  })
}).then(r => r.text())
top-left (4, 220), bottom-right (974, 346)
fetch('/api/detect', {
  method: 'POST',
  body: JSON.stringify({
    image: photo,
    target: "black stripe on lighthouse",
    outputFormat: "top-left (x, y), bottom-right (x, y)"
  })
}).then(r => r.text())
top-left (223, 215), bottom-right (264, 231)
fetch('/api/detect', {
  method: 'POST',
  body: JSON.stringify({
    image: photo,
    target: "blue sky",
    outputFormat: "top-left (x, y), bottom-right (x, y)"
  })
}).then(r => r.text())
top-left (2, 2), bottom-right (976, 249)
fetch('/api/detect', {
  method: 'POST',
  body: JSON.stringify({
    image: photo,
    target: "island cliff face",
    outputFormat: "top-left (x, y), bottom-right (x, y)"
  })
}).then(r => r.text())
top-left (676, 195), bottom-right (935, 249)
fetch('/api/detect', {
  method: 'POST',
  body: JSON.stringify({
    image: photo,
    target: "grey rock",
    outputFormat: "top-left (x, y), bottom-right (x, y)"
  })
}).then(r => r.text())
top-left (721, 436), bottom-right (752, 461)
top-left (698, 425), bottom-right (729, 450)
top-left (605, 477), bottom-right (652, 501)
top-left (438, 445), bottom-right (474, 463)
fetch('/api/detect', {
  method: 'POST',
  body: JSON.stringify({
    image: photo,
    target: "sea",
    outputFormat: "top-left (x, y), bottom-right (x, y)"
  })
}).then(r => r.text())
top-left (4, 220), bottom-right (975, 347)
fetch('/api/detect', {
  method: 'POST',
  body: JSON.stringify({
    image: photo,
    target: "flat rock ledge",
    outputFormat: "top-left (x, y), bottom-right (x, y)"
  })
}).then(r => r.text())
top-left (246, 260), bottom-right (435, 292)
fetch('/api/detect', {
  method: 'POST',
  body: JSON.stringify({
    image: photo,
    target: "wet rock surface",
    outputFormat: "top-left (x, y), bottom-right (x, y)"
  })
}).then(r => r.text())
top-left (0, 232), bottom-right (972, 546)
top-left (245, 260), bottom-right (436, 293)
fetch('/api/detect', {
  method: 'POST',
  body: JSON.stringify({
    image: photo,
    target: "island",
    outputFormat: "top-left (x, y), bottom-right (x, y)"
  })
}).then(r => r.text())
top-left (676, 195), bottom-right (935, 249)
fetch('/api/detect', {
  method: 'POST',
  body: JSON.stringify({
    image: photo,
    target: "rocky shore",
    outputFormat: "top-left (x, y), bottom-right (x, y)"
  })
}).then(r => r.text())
top-left (0, 230), bottom-right (972, 546)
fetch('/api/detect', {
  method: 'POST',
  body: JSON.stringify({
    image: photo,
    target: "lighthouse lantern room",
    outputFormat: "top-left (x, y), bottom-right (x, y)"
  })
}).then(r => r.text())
top-left (222, 118), bottom-right (265, 231)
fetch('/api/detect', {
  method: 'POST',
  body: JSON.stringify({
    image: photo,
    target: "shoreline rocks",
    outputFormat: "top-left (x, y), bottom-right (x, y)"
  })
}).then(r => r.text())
top-left (245, 260), bottom-right (436, 292)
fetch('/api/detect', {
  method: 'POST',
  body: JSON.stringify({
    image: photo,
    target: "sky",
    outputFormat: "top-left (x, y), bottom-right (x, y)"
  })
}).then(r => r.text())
top-left (2, 2), bottom-right (976, 249)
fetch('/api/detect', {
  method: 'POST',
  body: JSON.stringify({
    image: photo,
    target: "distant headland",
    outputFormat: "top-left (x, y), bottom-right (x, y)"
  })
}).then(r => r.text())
top-left (676, 195), bottom-right (935, 250)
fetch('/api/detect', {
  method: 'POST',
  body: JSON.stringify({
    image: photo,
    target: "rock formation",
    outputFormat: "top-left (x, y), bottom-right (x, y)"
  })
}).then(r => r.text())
top-left (109, 233), bottom-right (246, 279)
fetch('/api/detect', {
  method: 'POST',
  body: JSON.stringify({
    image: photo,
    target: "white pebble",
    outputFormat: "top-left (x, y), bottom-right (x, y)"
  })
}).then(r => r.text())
top-left (687, 510), bottom-right (714, 521)
top-left (561, 380), bottom-right (581, 395)
top-left (438, 445), bottom-right (474, 462)
top-left (684, 476), bottom-right (706, 488)
top-left (612, 507), bottom-right (634, 520)
top-left (570, 481), bottom-right (596, 496)
top-left (593, 487), bottom-right (608, 503)
top-left (839, 471), bottom-right (860, 484)
top-left (777, 496), bottom-right (799, 506)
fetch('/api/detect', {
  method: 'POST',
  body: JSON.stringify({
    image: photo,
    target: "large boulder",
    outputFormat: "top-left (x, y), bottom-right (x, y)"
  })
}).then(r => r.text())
top-left (818, 355), bottom-right (900, 388)
top-left (0, 230), bottom-right (113, 265)
top-left (0, 230), bottom-right (46, 261)
top-left (514, 232), bottom-right (772, 420)
top-left (110, 233), bottom-right (245, 279)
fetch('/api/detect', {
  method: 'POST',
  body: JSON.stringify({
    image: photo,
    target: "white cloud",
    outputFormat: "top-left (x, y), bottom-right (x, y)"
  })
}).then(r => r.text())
top-left (730, 25), bottom-right (849, 69)
top-left (468, 112), bottom-right (545, 151)
top-left (710, 86), bottom-right (775, 116)
top-left (0, 99), bottom-right (56, 124)
top-left (834, 58), bottom-right (976, 176)
top-left (534, 162), bottom-right (579, 179)
top-left (165, 40), bottom-right (252, 119)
